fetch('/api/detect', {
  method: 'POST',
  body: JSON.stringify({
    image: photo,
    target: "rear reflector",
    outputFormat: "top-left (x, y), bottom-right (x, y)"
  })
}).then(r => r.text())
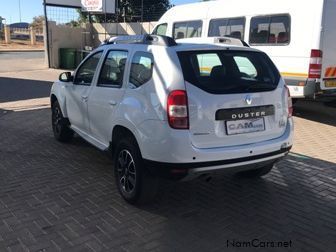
top-left (308, 49), bottom-right (322, 79)
top-left (167, 90), bottom-right (189, 129)
top-left (285, 85), bottom-right (293, 117)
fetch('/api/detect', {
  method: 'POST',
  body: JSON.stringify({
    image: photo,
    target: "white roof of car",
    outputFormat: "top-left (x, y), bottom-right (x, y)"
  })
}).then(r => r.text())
top-left (99, 35), bottom-right (259, 53)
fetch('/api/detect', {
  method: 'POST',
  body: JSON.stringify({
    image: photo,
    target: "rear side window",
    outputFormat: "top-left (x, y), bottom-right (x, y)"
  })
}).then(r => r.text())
top-left (208, 18), bottom-right (245, 40)
top-left (178, 50), bottom-right (280, 94)
top-left (129, 52), bottom-right (154, 88)
top-left (98, 50), bottom-right (128, 88)
top-left (249, 15), bottom-right (290, 45)
top-left (152, 23), bottom-right (167, 36)
top-left (173, 20), bottom-right (202, 39)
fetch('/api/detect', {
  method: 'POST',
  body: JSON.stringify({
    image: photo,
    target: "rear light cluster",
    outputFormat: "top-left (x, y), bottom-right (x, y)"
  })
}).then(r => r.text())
top-left (167, 90), bottom-right (189, 129)
top-left (308, 49), bottom-right (323, 79)
top-left (285, 85), bottom-right (293, 117)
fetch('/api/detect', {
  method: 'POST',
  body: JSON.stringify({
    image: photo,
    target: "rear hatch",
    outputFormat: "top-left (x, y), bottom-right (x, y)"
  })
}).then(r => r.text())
top-left (177, 49), bottom-right (288, 149)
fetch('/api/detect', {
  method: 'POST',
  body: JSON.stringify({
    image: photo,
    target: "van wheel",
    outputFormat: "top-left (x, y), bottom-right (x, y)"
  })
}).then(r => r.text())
top-left (51, 101), bottom-right (74, 142)
top-left (114, 137), bottom-right (158, 205)
top-left (236, 163), bottom-right (274, 178)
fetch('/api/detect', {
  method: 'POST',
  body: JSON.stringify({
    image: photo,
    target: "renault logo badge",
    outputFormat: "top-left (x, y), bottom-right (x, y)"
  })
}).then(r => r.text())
top-left (245, 95), bottom-right (252, 105)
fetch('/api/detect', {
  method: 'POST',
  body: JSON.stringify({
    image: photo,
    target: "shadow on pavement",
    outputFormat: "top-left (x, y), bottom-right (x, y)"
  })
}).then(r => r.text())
top-left (293, 99), bottom-right (336, 127)
top-left (0, 77), bottom-right (52, 103)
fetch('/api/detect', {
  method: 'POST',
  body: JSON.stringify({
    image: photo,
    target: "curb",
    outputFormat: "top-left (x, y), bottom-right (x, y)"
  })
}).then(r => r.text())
top-left (0, 49), bottom-right (45, 53)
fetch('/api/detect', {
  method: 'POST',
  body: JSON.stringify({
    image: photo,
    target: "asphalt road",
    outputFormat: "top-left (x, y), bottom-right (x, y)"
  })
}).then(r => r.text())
top-left (0, 51), bottom-right (44, 60)
top-left (0, 51), bottom-right (46, 73)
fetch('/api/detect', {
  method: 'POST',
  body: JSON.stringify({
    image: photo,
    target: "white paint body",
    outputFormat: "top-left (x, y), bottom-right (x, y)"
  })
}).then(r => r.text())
top-left (154, 0), bottom-right (336, 97)
top-left (51, 41), bottom-right (293, 175)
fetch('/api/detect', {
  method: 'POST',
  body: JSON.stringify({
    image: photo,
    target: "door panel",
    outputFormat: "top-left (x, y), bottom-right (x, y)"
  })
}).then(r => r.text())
top-left (88, 50), bottom-right (128, 144)
top-left (66, 85), bottom-right (91, 132)
top-left (66, 51), bottom-right (103, 133)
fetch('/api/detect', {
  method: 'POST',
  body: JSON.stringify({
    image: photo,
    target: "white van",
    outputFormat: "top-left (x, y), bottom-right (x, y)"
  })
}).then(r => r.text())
top-left (152, 0), bottom-right (336, 99)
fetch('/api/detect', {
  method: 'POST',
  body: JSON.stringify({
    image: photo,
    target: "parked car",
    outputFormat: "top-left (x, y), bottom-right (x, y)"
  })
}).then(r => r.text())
top-left (50, 35), bottom-right (293, 204)
top-left (152, 0), bottom-right (336, 99)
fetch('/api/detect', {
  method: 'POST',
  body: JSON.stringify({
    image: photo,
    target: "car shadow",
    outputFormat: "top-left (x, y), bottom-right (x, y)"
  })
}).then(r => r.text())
top-left (293, 99), bottom-right (336, 127)
top-left (0, 77), bottom-right (52, 103)
top-left (138, 153), bottom-right (336, 251)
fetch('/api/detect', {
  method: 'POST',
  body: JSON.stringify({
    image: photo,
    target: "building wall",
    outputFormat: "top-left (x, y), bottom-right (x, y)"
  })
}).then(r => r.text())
top-left (47, 21), bottom-right (157, 68)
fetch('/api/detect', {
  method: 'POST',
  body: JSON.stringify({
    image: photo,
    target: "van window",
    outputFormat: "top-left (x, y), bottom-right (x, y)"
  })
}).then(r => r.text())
top-left (208, 18), bottom-right (245, 40)
top-left (152, 23), bottom-right (167, 36)
top-left (173, 20), bottom-right (202, 39)
top-left (249, 15), bottom-right (290, 45)
top-left (178, 50), bottom-right (280, 94)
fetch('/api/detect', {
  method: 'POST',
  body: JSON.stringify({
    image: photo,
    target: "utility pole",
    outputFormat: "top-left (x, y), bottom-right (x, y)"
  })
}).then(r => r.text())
top-left (18, 0), bottom-right (22, 22)
top-left (141, 0), bottom-right (143, 22)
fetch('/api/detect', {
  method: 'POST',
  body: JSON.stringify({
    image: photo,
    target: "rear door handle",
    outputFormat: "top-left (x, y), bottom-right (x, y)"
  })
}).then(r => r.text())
top-left (109, 100), bottom-right (117, 106)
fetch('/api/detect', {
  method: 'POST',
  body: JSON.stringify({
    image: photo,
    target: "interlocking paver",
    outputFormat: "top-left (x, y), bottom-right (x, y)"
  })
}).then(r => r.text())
top-left (0, 73), bottom-right (336, 251)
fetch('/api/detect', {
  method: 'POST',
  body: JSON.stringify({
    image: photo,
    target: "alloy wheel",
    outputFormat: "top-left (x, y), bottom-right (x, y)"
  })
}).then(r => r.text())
top-left (117, 149), bottom-right (137, 194)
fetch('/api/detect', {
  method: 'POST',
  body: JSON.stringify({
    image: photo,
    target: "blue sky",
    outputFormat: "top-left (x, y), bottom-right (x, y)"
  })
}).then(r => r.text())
top-left (0, 0), bottom-right (199, 24)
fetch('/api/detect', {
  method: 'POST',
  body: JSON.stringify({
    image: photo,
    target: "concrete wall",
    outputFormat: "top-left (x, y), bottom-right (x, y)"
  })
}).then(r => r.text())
top-left (47, 21), bottom-right (157, 68)
top-left (48, 22), bottom-right (87, 68)
top-left (92, 22), bottom-right (157, 46)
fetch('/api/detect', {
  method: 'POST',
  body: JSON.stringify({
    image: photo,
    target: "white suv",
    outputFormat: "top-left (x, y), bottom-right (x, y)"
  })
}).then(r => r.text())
top-left (50, 35), bottom-right (293, 204)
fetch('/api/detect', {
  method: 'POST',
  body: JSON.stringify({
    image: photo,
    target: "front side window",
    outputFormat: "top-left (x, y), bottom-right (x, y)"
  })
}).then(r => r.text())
top-left (208, 18), bottom-right (245, 40)
top-left (173, 20), bottom-right (202, 39)
top-left (74, 52), bottom-right (103, 85)
top-left (98, 50), bottom-right (128, 88)
top-left (129, 52), bottom-right (154, 88)
top-left (178, 50), bottom-right (280, 94)
top-left (249, 15), bottom-right (290, 45)
top-left (152, 23), bottom-right (167, 36)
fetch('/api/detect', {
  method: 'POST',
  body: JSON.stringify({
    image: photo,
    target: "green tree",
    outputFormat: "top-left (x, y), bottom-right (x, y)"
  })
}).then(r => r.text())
top-left (74, 0), bottom-right (171, 24)
top-left (118, 0), bottom-right (171, 22)
top-left (30, 15), bottom-right (45, 30)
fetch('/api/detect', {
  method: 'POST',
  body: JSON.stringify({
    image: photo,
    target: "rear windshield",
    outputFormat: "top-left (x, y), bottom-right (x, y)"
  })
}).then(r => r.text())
top-left (177, 50), bottom-right (280, 94)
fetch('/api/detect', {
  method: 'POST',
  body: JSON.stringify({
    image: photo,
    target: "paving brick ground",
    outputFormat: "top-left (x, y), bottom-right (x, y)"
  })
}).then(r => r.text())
top-left (0, 72), bottom-right (336, 251)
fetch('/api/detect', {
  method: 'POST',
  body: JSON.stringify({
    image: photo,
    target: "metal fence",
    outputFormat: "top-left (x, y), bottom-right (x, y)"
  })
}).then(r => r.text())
top-left (10, 28), bottom-right (44, 42)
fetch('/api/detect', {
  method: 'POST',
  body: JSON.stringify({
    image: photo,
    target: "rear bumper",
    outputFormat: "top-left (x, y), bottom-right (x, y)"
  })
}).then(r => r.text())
top-left (144, 146), bottom-right (291, 180)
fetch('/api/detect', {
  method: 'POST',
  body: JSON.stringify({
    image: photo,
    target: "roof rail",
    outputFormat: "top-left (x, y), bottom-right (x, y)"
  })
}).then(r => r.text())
top-left (101, 35), bottom-right (177, 47)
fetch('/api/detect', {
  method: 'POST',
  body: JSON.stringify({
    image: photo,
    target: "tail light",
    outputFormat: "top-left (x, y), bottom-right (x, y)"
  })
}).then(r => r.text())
top-left (308, 49), bottom-right (323, 79)
top-left (167, 90), bottom-right (189, 129)
top-left (285, 85), bottom-right (293, 117)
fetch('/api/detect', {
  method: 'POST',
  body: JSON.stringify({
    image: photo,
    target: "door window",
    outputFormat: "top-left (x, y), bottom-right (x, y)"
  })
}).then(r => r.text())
top-left (97, 50), bottom-right (128, 88)
top-left (129, 52), bottom-right (154, 88)
top-left (74, 52), bottom-right (103, 85)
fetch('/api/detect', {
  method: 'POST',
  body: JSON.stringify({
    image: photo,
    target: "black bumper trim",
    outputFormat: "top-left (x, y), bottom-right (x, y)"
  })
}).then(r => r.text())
top-left (144, 147), bottom-right (291, 179)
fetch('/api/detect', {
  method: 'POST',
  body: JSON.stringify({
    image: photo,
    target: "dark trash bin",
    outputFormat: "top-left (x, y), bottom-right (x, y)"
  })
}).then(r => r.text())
top-left (59, 48), bottom-right (76, 70)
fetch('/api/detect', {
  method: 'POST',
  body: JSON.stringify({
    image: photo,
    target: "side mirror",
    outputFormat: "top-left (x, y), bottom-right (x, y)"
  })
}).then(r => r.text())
top-left (59, 72), bottom-right (73, 82)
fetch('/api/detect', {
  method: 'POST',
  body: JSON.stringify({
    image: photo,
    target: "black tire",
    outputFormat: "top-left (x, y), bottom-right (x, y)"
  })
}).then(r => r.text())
top-left (114, 137), bottom-right (158, 205)
top-left (236, 163), bottom-right (274, 178)
top-left (51, 100), bottom-right (74, 142)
